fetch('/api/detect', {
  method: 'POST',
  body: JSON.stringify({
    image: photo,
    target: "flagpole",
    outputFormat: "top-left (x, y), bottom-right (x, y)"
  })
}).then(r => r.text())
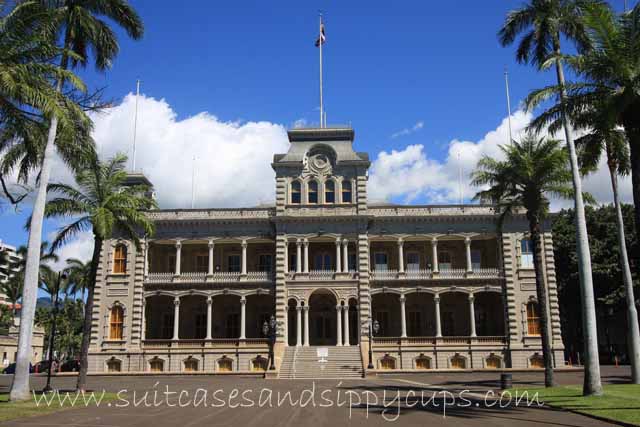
top-left (132, 79), bottom-right (140, 171)
top-left (319, 14), bottom-right (324, 128)
top-left (504, 67), bottom-right (513, 144)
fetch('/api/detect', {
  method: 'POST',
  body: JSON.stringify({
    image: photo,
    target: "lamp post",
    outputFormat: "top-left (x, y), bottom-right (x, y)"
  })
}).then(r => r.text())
top-left (367, 317), bottom-right (380, 370)
top-left (262, 315), bottom-right (277, 370)
top-left (43, 271), bottom-right (66, 393)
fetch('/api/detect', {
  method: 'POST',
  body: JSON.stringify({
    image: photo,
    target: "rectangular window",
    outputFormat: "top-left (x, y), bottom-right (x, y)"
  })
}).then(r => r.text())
top-left (195, 313), bottom-right (207, 338)
top-left (168, 255), bottom-right (176, 273)
top-left (408, 311), bottom-right (422, 336)
top-left (471, 250), bottom-right (482, 270)
top-left (375, 311), bottom-right (389, 336)
top-left (289, 253), bottom-right (297, 272)
top-left (196, 254), bottom-right (208, 272)
top-left (228, 255), bottom-right (241, 272)
top-left (527, 302), bottom-right (541, 336)
top-left (226, 313), bottom-right (240, 338)
top-left (342, 181), bottom-right (352, 203)
top-left (406, 252), bottom-right (420, 271)
top-left (374, 252), bottom-right (388, 270)
top-left (314, 253), bottom-right (332, 270)
top-left (438, 251), bottom-right (452, 270)
top-left (348, 253), bottom-right (358, 272)
top-left (162, 313), bottom-right (174, 339)
top-left (521, 239), bottom-right (534, 268)
top-left (258, 254), bottom-right (273, 272)
top-left (113, 245), bottom-right (127, 274)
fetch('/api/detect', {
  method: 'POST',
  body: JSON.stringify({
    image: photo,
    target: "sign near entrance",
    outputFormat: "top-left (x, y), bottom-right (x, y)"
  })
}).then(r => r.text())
top-left (317, 347), bottom-right (328, 363)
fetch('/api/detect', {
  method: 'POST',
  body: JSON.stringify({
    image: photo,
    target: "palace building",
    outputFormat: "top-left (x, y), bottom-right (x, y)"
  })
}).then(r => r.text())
top-left (88, 127), bottom-right (564, 377)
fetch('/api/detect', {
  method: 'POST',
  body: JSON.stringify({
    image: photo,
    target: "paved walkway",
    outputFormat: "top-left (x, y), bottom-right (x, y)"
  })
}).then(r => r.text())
top-left (0, 367), bottom-right (630, 426)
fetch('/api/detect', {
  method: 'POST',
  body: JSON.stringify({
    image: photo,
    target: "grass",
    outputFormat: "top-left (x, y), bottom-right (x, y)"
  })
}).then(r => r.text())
top-left (517, 384), bottom-right (640, 426)
top-left (0, 390), bottom-right (118, 422)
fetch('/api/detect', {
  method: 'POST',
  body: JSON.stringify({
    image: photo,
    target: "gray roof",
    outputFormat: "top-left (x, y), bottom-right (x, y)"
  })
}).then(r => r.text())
top-left (274, 127), bottom-right (369, 164)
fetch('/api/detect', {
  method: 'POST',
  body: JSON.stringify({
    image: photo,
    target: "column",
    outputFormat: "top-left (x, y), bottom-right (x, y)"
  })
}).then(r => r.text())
top-left (303, 239), bottom-right (309, 273)
top-left (143, 241), bottom-right (149, 278)
top-left (343, 305), bottom-right (350, 346)
top-left (296, 239), bottom-right (302, 273)
top-left (335, 239), bottom-right (342, 273)
top-left (241, 240), bottom-right (248, 276)
top-left (175, 241), bottom-right (182, 276)
top-left (434, 295), bottom-right (442, 337)
top-left (172, 296), bottom-right (180, 340)
top-left (398, 238), bottom-right (405, 274)
top-left (469, 294), bottom-right (477, 337)
top-left (336, 305), bottom-right (343, 346)
top-left (465, 237), bottom-right (473, 273)
top-left (342, 239), bottom-right (349, 272)
top-left (303, 306), bottom-right (310, 346)
top-left (206, 296), bottom-right (213, 340)
top-left (431, 238), bottom-right (439, 273)
top-left (239, 296), bottom-right (246, 339)
top-left (141, 298), bottom-right (146, 341)
top-left (296, 305), bottom-right (302, 347)
top-left (208, 240), bottom-right (214, 275)
top-left (400, 295), bottom-right (407, 338)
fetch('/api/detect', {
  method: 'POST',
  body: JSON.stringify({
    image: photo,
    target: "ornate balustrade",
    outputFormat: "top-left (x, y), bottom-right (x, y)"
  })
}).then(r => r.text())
top-left (142, 338), bottom-right (269, 349)
top-left (372, 336), bottom-right (506, 346)
top-left (286, 270), bottom-right (358, 281)
top-left (145, 271), bottom-right (273, 285)
top-left (370, 267), bottom-right (502, 281)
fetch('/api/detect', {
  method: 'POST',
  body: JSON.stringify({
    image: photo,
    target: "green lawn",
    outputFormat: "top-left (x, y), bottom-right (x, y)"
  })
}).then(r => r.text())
top-left (517, 384), bottom-right (640, 426)
top-left (0, 391), bottom-right (117, 422)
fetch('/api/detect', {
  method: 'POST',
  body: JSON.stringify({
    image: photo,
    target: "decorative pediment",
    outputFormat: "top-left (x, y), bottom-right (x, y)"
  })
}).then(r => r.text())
top-left (302, 145), bottom-right (336, 178)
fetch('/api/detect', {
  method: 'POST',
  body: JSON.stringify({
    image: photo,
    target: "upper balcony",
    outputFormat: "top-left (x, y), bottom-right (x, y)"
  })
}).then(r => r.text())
top-left (144, 238), bottom-right (275, 286)
top-left (369, 235), bottom-right (503, 283)
top-left (284, 236), bottom-right (358, 282)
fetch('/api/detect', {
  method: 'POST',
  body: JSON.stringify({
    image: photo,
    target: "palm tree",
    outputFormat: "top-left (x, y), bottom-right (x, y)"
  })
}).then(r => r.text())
top-left (499, 0), bottom-right (603, 396)
top-left (44, 153), bottom-right (155, 391)
top-left (472, 134), bottom-right (576, 387)
top-left (64, 258), bottom-right (91, 301)
top-left (8, 0), bottom-right (143, 401)
top-left (1, 274), bottom-right (22, 319)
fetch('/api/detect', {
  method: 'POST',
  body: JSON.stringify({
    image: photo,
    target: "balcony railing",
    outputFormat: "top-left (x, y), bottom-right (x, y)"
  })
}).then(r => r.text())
top-left (372, 336), bottom-right (506, 346)
top-left (370, 267), bottom-right (501, 281)
top-left (145, 271), bottom-right (274, 284)
top-left (286, 270), bottom-right (359, 281)
top-left (142, 338), bottom-right (269, 349)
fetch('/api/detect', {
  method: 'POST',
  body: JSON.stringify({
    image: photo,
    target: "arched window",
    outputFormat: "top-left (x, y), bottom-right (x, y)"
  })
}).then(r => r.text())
top-left (342, 180), bottom-right (352, 203)
top-left (252, 357), bottom-right (268, 371)
top-left (308, 181), bottom-right (318, 204)
top-left (184, 358), bottom-right (198, 372)
top-left (150, 358), bottom-right (164, 372)
top-left (106, 358), bottom-right (121, 372)
top-left (415, 355), bottom-right (431, 370)
top-left (291, 181), bottom-right (301, 204)
top-left (109, 306), bottom-right (124, 340)
top-left (379, 355), bottom-right (396, 370)
top-left (527, 301), bottom-right (541, 336)
top-left (325, 180), bottom-right (335, 203)
top-left (218, 357), bottom-right (233, 372)
top-left (451, 354), bottom-right (466, 369)
top-left (113, 244), bottom-right (127, 274)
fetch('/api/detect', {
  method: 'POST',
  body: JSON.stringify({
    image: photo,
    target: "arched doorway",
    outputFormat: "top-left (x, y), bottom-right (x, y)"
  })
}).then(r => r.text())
top-left (309, 290), bottom-right (337, 345)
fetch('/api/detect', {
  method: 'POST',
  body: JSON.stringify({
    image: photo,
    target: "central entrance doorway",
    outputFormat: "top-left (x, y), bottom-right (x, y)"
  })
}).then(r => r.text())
top-left (309, 290), bottom-right (337, 346)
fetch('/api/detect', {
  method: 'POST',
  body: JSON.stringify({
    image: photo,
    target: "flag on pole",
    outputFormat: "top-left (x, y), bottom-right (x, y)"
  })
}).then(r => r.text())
top-left (315, 21), bottom-right (326, 47)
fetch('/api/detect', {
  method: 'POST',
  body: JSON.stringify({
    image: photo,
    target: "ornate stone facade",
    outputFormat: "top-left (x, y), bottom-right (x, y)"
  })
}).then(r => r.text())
top-left (88, 127), bottom-right (564, 374)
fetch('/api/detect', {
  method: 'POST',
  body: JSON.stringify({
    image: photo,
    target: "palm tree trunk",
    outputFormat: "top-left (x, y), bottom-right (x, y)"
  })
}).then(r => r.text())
top-left (8, 112), bottom-right (60, 401)
top-left (76, 236), bottom-right (100, 391)
top-left (622, 114), bottom-right (640, 247)
top-left (608, 156), bottom-right (640, 383)
top-left (529, 216), bottom-right (555, 387)
top-left (553, 43), bottom-right (602, 396)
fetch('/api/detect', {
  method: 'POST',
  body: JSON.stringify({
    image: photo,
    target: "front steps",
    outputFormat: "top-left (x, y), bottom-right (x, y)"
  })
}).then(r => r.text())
top-left (279, 346), bottom-right (364, 379)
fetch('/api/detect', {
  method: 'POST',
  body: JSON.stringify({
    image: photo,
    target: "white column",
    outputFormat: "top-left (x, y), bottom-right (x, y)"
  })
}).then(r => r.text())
top-left (208, 240), bottom-right (214, 275)
top-left (465, 237), bottom-right (473, 273)
top-left (303, 239), bottom-right (309, 273)
top-left (175, 241), bottom-right (182, 276)
top-left (398, 238), bottom-right (405, 274)
top-left (335, 239), bottom-right (342, 273)
top-left (469, 295), bottom-right (477, 337)
top-left (241, 240), bottom-right (248, 275)
top-left (205, 296), bottom-right (212, 340)
top-left (336, 305), bottom-right (343, 346)
top-left (141, 298), bottom-right (146, 341)
top-left (172, 296), bottom-right (180, 340)
top-left (296, 305), bottom-right (302, 347)
top-left (303, 306), bottom-right (310, 346)
top-left (296, 239), bottom-right (302, 273)
top-left (143, 241), bottom-right (149, 278)
top-left (343, 305), bottom-right (350, 346)
top-left (431, 238), bottom-right (439, 273)
top-left (239, 296), bottom-right (246, 339)
top-left (400, 295), bottom-right (407, 338)
top-left (434, 295), bottom-right (442, 337)
top-left (342, 239), bottom-right (349, 272)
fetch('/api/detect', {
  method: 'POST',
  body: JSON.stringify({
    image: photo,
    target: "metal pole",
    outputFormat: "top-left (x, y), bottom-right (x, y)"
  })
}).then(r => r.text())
top-left (43, 272), bottom-right (61, 393)
top-left (504, 68), bottom-right (513, 144)
top-left (319, 15), bottom-right (324, 128)
top-left (132, 79), bottom-right (140, 171)
top-left (367, 318), bottom-right (374, 369)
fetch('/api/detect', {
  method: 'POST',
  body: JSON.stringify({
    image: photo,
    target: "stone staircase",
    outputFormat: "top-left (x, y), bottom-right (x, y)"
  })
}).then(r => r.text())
top-left (279, 346), bottom-right (364, 379)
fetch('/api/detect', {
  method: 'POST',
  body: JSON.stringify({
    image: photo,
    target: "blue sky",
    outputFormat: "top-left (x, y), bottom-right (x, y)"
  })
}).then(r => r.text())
top-left (0, 0), bottom-right (633, 262)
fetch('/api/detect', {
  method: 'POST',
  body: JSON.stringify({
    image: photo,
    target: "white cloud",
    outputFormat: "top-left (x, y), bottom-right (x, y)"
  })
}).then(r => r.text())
top-left (369, 110), bottom-right (632, 209)
top-left (45, 229), bottom-right (94, 271)
top-left (90, 94), bottom-right (290, 208)
top-left (390, 121), bottom-right (425, 139)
